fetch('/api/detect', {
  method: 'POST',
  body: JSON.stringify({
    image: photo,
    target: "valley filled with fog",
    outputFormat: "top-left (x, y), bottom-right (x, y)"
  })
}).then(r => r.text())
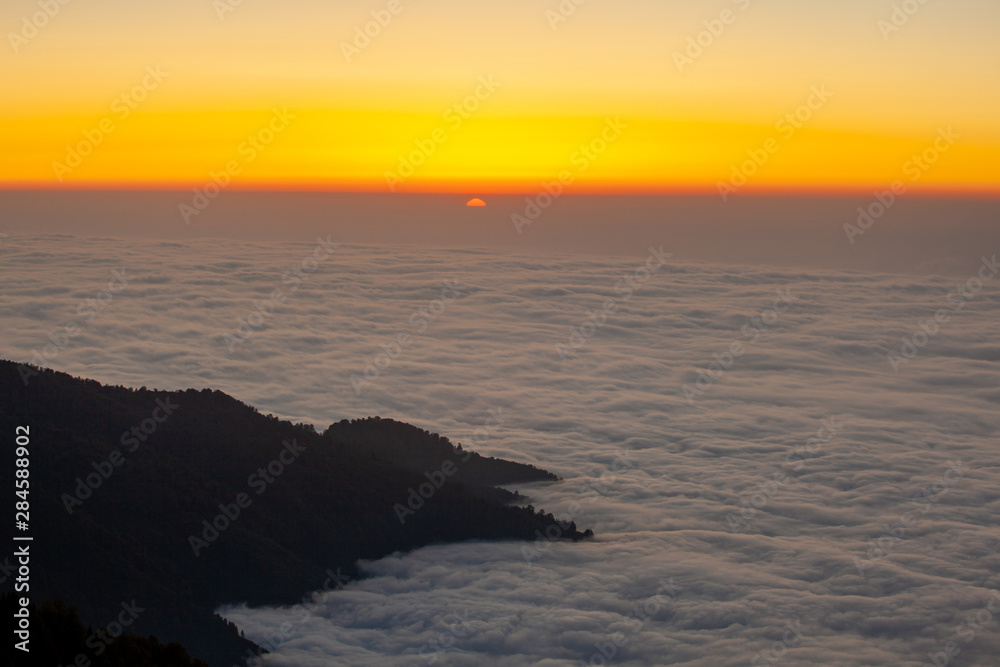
top-left (2, 234), bottom-right (998, 666)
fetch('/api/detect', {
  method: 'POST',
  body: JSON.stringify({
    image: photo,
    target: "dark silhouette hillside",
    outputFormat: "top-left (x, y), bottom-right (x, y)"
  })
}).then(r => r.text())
top-left (0, 361), bottom-right (591, 666)
top-left (5, 593), bottom-right (209, 667)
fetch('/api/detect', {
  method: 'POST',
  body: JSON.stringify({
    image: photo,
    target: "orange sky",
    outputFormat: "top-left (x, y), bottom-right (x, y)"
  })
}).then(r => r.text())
top-left (2, 0), bottom-right (998, 194)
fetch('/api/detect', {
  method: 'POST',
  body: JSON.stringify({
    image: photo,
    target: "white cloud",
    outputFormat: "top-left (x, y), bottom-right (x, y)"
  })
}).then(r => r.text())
top-left (1, 233), bottom-right (998, 666)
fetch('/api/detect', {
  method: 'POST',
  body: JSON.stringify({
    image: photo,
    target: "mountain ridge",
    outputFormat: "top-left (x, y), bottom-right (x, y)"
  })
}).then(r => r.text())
top-left (0, 360), bottom-right (591, 666)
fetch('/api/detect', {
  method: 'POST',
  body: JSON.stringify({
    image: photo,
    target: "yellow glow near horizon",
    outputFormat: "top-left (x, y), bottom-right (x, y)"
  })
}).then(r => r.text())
top-left (1, 0), bottom-right (998, 194)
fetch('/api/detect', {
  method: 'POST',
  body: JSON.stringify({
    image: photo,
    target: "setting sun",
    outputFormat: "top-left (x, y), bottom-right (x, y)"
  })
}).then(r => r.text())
top-left (3, 2), bottom-right (1000, 666)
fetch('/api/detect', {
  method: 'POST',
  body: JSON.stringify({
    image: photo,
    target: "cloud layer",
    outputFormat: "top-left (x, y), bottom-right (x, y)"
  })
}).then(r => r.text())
top-left (2, 233), bottom-right (998, 666)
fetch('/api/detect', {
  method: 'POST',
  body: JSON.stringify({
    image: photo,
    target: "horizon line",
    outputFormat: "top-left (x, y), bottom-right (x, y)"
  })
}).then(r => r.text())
top-left (1, 182), bottom-right (998, 199)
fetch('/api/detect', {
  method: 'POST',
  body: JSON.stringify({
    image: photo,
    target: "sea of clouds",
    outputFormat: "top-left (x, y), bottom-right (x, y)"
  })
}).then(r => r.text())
top-left (1, 232), bottom-right (998, 666)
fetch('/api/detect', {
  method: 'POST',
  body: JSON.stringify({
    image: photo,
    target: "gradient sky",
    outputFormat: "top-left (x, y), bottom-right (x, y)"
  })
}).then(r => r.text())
top-left (2, 0), bottom-right (999, 193)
